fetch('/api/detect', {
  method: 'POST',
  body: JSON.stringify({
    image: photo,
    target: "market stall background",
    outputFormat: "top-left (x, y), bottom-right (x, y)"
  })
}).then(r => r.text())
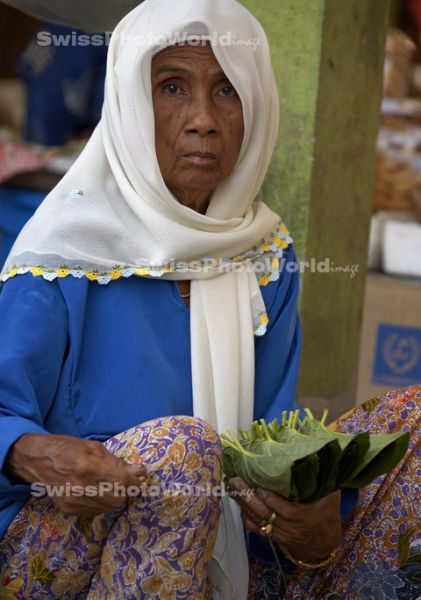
top-left (357, 1), bottom-right (421, 402)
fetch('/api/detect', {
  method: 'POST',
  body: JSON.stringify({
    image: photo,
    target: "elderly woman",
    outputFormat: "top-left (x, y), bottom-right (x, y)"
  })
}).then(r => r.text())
top-left (0, 0), bottom-right (419, 599)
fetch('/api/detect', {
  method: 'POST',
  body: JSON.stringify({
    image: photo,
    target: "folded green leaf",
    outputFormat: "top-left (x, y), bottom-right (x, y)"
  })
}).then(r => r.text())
top-left (299, 411), bottom-right (371, 495)
top-left (341, 431), bottom-right (410, 488)
top-left (221, 409), bottom-right (410, 504)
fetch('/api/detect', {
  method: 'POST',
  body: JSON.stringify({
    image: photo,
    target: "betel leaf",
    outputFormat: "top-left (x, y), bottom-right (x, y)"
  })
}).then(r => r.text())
top-left (335, 433), bottom-right (370, 488)
top-left (221, 409), bottom-right (410, 504)
top-left (221, 446), bottom-right (237, 482)
top-left (231, 446), bottom-right (292, 497)
top-left (273, 427), bottom-right (331, 453)
top-left (341, 431), bottom-right (410, 488)
top-left (224, 435), bottom-right (321, 498)
top-left (248, 435), bottom-right (323, 501)
top-left (273, 427), bottom-right (341, 501)
top-left (306, 439), bottom-right (342, 501)
top-left (290, 453), bottom-right (320, 502)
top-left (299, 411), bottom-right (371, 492)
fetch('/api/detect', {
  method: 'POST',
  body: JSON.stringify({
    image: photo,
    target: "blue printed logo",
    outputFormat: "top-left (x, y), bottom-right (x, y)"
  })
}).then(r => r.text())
top-left (372, 324), bottom-right (421, 387)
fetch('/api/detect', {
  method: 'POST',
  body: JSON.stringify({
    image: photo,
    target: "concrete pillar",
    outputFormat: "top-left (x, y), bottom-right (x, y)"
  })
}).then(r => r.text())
top-left (241, 0), bottom-right (390, 417)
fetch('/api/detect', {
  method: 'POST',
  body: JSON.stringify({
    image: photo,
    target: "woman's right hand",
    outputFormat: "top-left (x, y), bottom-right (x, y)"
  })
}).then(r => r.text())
top-left (5, 433), bottom-right (146, 517)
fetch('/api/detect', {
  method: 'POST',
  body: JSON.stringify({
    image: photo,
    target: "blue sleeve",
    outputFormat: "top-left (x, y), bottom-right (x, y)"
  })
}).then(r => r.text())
top-left (253, 244), bottom-right (302, 421)
top-left (0, 274), bottom-right (68, 498)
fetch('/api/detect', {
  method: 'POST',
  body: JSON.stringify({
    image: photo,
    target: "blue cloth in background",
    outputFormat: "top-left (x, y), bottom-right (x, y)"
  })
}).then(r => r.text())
top-left (16, 24), bottom-right (107, 146)
top-left (0, 244), bottom-right (302, 547)
top-left (0, 25), bottom-right (107, 268)
top-left (0, 187), bottom-right (46, 270)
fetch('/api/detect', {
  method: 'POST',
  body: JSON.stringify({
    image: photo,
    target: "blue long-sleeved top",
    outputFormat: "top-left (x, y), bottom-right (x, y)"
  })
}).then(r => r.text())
top-left (0, 244), bottom-right (302, 542)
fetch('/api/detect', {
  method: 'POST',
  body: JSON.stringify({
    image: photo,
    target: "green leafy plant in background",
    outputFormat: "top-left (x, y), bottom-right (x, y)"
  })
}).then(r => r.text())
top-left (221, 409), bottom-right (410, 502)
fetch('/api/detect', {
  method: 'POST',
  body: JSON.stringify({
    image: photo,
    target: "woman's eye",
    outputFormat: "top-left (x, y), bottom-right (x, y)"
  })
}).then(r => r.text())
top-left (163, 83), bottom-right (181, 95)
top-left (218, 85), bottom-right (236, 97)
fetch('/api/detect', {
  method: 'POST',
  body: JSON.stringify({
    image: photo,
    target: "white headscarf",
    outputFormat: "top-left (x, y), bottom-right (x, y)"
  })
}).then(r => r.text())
top-left (1, 0), bottom-right (292, 597)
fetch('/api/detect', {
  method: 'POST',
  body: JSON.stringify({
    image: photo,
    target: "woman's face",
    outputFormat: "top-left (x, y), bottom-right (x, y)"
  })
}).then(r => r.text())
top-left (151, 42), bottom-right (244, 209)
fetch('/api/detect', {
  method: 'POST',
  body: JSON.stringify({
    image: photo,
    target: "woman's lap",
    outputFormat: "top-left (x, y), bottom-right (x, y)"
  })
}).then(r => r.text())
top-left (2, 390), bottom-right (419, 600)
top-left (0, 415), bottom-right (222, 599)
top-left (248, 385), bottom-right (421, 600)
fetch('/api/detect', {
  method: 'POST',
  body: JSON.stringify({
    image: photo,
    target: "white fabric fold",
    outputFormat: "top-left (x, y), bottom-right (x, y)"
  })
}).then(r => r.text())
top-left (191, 271), bottom-right (255, 598)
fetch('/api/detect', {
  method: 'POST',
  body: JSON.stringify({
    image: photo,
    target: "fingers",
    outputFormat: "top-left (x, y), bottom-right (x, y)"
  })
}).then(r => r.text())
top-left (255, 488), bottom-right (296, 520)
top-left (256, 487), bottom-right (341, 523)
top-left (118, 461), bottom-right (147, 489)
top-left (53, 469), bottom-right (134, 515)
top-left (318, 489), bottom-right (341, 510)
top-left (78, 444), bottom-right (147, 490)
top-left (242, 515), bottom-right (260, 535)
top-left (54, 443), bottom-right (147, 515)
top-left (229, 477), bottom-right (275, 526)
top-left (231, 479), bottom-right (344, 561)
top-left (103, 455), bottom-right (146, 489)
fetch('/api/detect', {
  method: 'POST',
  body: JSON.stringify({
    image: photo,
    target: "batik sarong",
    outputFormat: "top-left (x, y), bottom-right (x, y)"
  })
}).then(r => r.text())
top-left (0, 415), bottom-right (222, 599)
top-left (248, 385), bottom-right (421, 600)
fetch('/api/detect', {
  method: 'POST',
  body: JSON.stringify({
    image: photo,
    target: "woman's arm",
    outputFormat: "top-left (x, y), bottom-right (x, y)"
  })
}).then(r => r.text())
top-left (0, 274), bottom-right (68, 496)
top-left (6, 432), bottom-right (145, 516)
top-left (0, 275), bottom-right (145, 515)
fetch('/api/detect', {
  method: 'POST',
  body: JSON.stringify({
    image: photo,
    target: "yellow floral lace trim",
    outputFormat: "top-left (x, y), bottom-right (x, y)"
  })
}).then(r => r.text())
top-left (0, 222), bottom-right (293, 336)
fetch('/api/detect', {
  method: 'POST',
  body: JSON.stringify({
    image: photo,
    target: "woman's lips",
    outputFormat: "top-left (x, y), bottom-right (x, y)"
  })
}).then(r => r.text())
top-left (181, 152), bottom-right (217, 164)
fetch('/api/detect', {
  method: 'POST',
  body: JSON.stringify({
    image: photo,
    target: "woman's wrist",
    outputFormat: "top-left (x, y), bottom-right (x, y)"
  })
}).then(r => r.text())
top-left (275, 537), bottom-right (339, 564)
top-left (4, 433), bottom-right (46, 483)
top-left (271, 517), bottom-right (342, 564)
top-left (276, 540), bottom-right (338, 570)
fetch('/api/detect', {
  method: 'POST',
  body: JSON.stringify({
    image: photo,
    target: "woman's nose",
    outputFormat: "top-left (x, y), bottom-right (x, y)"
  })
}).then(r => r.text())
top-left (185, 93), bottom-right (218, 136)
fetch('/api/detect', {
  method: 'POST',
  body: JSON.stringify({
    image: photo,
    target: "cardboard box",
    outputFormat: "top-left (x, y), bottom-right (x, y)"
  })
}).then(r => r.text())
top-left (367, 211), bottom-right (415, 270)
top-left (383, 220), bottom-right (421, 277)
top-left (356, 273), bottom-right (421, 405)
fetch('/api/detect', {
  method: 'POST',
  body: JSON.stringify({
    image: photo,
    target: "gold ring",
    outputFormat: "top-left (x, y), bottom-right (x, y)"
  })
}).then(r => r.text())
top-left (259, 512), bottom-right (277, 535)
top-left (260, 512), bottom-right (277, 527)
top-left (260, 522), bottom-right (273, 536)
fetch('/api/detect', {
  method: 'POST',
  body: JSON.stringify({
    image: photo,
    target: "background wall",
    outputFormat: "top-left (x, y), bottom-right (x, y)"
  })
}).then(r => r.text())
top-left (242, 0), bottom-right (390, 418)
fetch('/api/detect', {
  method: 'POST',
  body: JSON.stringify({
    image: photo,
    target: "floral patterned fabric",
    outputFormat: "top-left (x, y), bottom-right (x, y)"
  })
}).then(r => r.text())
top-left (0, 415), bottom-right (222, 599)
top-left (248, 385), bottom-right (421, 600)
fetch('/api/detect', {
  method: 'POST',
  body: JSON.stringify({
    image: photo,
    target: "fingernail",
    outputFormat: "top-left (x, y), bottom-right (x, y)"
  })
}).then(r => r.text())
top-left (257, 488), bottom-right (268, 498)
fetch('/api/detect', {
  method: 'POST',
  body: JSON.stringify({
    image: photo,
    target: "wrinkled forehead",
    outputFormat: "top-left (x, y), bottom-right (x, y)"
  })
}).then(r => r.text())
top-left (151, 41), bottom-right (226, 78)
top-left (149, 23), bottom-right (229, 84)
top-left (151, 21), bottom-right (211, 56)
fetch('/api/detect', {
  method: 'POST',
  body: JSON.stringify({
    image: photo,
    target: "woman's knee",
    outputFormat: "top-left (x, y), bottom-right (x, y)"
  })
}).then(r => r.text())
top-left (153, 415), bottom-right (223, 486)
top-left (107, 415), bottom-right (222, 487)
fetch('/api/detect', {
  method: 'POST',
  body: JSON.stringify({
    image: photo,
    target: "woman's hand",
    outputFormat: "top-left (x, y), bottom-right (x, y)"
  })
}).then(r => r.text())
top-left (229, 477), bottom-right (342, 563)
top-left (5, 433), bottom-right (146, 517)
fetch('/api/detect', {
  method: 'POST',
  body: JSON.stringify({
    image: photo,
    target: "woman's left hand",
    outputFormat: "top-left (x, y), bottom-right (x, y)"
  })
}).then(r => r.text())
top-left (229, 477), bottom-right (342, 563)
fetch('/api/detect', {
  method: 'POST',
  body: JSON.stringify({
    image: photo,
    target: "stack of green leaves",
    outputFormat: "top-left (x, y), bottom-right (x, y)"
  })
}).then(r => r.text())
top-left (221, 409), bottom-right (410, 502)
